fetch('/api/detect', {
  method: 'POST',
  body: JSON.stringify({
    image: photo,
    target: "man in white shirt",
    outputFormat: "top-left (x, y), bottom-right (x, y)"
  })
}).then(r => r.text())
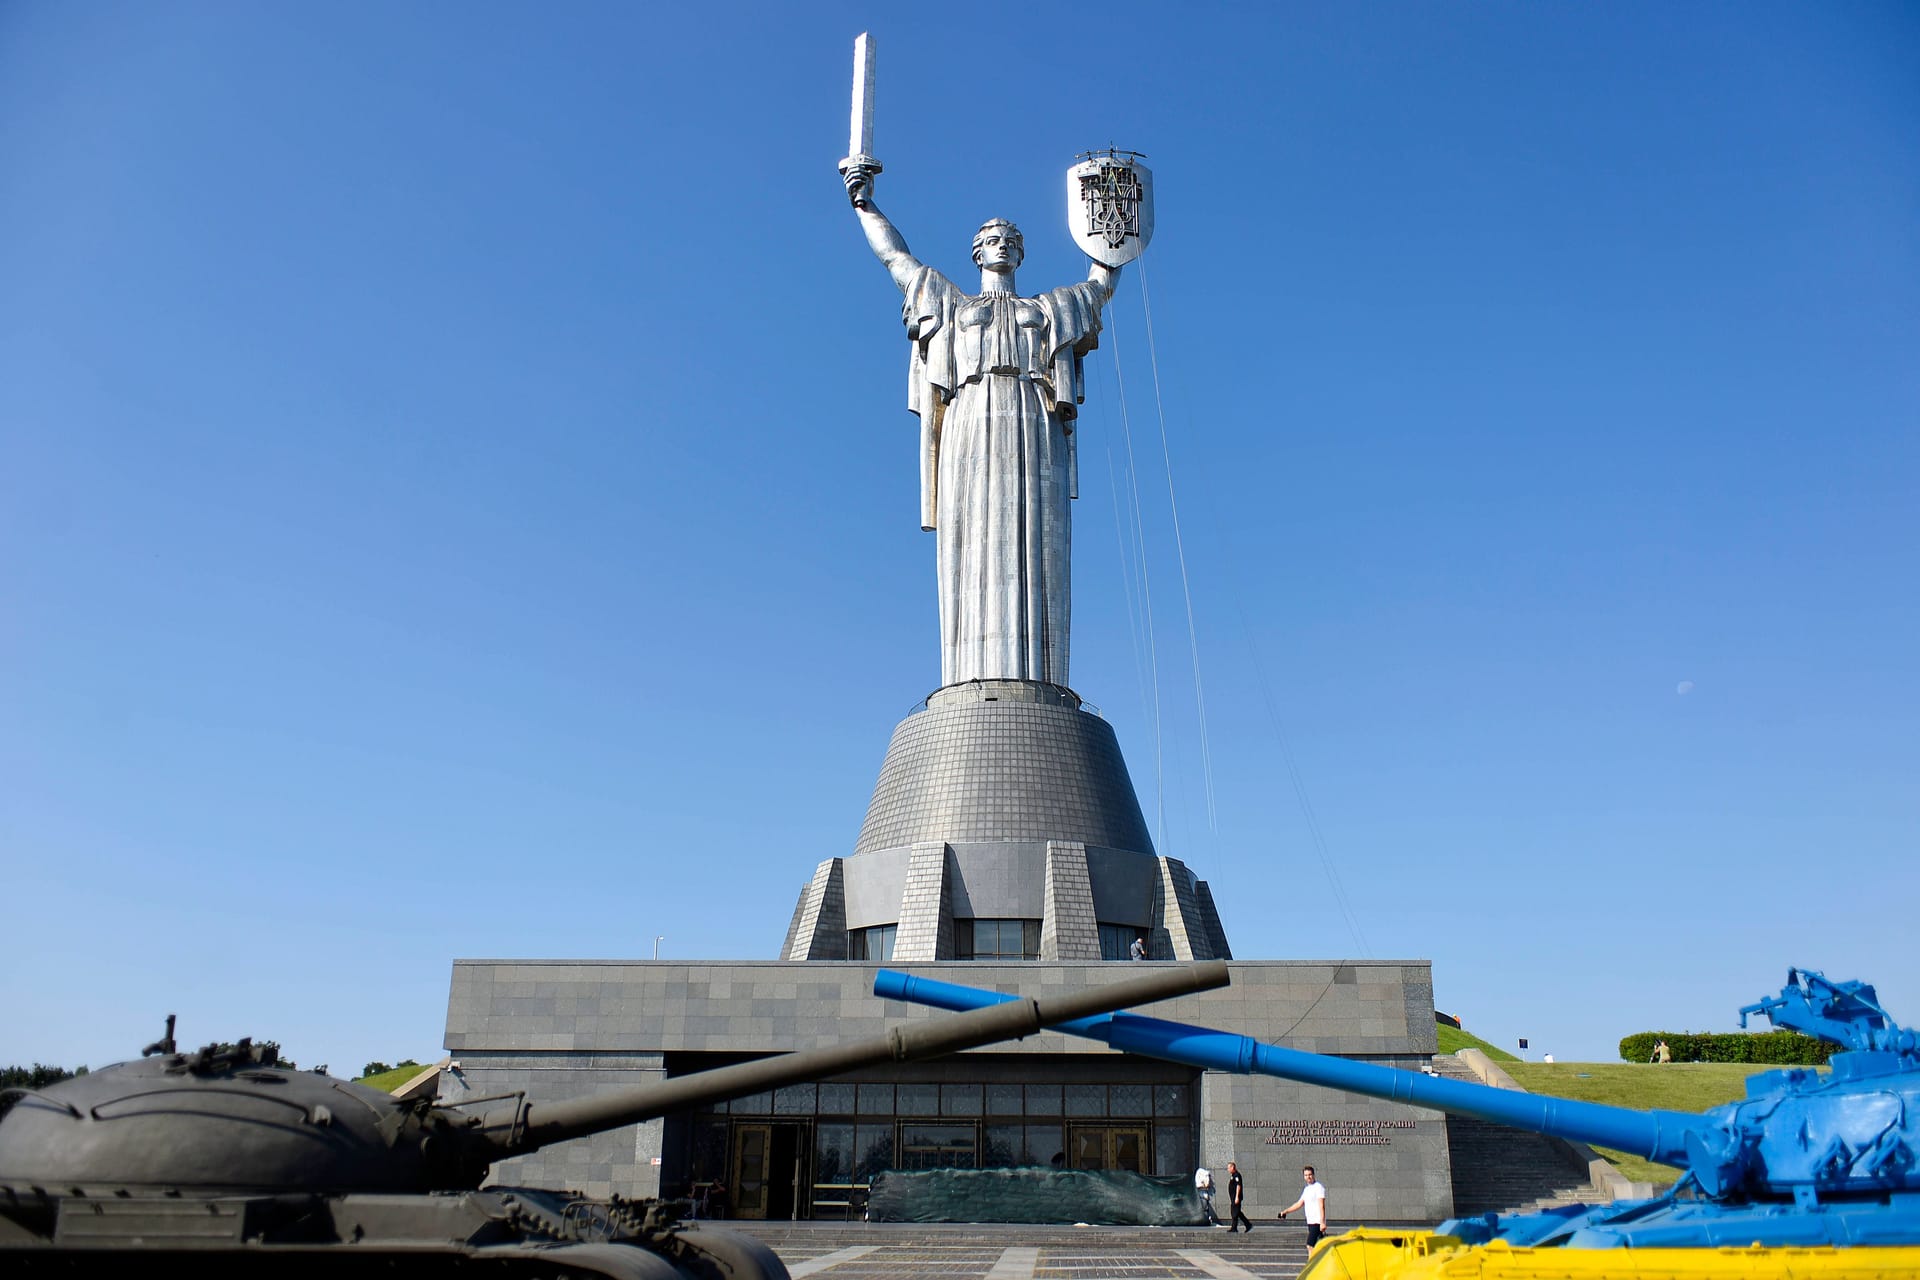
top-left (1194, 1165), bottom-right (1220, 1225)
top-left (1276, 1165), bottom-right (1329, 1248)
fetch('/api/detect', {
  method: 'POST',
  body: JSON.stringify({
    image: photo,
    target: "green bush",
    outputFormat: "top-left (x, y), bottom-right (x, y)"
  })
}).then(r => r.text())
top-left (1618, 1030), bottom-right (1833, 1066)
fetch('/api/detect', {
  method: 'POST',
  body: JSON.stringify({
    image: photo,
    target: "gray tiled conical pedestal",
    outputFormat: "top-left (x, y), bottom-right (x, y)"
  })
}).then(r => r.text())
top-left (783, 679), bottom-right (1230, 962)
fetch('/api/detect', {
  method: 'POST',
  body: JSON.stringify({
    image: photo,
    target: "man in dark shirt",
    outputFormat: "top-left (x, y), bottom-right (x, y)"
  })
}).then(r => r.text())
top-left (1225, 1161), bottom-right (1253, 1233)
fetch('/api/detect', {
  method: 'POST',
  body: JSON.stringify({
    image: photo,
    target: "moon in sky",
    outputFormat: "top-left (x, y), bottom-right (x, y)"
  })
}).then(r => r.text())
top-left (1677, 680), bottom-right (1695, 695)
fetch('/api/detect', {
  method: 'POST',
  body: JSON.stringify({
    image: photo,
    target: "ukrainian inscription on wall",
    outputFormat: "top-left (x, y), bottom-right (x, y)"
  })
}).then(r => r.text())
top-left (1235, 1118), bottom-right (1415, 1146)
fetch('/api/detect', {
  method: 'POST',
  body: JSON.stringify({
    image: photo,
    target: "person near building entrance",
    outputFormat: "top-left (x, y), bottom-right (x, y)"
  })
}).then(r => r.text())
top-left (1194, 1164), bottom-right (1219, 1225)
top-left (1225, 1161), bottom-right (1253, 1232)
top-left (1129, 934), bottom-right (1147, 961)
top-left (1277, 1165), bottom-right (1328, 1247)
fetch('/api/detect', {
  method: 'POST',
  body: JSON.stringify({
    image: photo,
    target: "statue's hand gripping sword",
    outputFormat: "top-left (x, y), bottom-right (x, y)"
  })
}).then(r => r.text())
top-left (837, 33), bottom-right (882, 207)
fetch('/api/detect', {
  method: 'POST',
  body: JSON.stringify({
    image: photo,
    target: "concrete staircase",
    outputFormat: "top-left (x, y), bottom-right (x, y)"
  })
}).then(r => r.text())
top-left (1444, 1113), bottom-right (1606, 1215)
top-left (1430, 1056), bottom-right (1614, 1217)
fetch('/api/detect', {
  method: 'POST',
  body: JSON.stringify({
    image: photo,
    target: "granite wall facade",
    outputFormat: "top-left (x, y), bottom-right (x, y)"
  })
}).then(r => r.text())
top-left (442, 958), bottom-right (1452, 1223)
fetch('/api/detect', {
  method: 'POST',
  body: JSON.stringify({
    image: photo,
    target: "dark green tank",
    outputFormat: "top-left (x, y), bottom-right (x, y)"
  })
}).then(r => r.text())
top-left (0, 962), bottom-right (1226, 1278)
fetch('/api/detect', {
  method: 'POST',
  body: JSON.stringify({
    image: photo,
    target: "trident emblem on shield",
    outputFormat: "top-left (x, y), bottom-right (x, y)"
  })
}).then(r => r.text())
top-left (1067, 150), bottom-right (1154, 268)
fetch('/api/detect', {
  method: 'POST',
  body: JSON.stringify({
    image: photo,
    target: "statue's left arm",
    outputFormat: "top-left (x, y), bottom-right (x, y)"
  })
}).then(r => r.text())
top-left (1042, 261), bottom-right (1116, 378)
top-left (1087, 260), bottom-right (1120, 301)
top-left (1039, 263), bottom-right (1121, 505)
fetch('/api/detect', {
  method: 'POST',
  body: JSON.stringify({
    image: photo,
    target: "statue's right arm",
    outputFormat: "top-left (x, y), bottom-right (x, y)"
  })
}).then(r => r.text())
top-left (845, 168), bottom-right (922, 292)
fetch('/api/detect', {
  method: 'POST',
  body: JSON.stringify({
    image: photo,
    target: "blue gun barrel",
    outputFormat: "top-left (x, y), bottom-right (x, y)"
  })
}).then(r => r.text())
top-left (874, 970), bottom-right (1702, 1170)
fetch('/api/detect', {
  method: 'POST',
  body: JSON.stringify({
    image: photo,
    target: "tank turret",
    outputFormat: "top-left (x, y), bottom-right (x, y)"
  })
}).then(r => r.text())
top-left (878, 966), bottom-right (1920, 1259)
top-left (0, 961), bottom-right (1228, 1278)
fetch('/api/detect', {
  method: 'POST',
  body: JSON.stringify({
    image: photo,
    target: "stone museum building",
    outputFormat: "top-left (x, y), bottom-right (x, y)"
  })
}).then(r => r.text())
top-left (445, 956), bottom-right (1448, 1223)
top-left (440, 146), bottom-right (1455, 1224)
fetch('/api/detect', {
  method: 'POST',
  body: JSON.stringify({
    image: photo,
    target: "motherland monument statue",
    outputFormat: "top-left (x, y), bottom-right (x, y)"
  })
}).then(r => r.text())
top-left (781, 36), bottom-right (1220, 969)
top-left (838, 34), bottom-right (1151, 690)
top-left (433, 39), bottom-right (1430, 1222)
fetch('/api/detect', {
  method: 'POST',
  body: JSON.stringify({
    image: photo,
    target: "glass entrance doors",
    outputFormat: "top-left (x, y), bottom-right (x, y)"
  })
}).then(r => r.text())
top-left (729, 1121), bottom-right (809, 1220)
top-left (731, 1123), bottom-right (771, 1219)
top-left (676, 1057), bottom-right (1196, 1218)
top-left (1068, 1124), bottom-right (1150, 1173)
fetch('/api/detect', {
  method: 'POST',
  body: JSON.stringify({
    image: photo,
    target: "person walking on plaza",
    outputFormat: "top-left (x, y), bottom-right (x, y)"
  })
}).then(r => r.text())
top-left (1225, 1161), bottom-right (1253, 1233)
top-left (1277, 1165), bottom-right (1329, 1248)
top-left (1194, 1164), bottom-right (1220, 1225)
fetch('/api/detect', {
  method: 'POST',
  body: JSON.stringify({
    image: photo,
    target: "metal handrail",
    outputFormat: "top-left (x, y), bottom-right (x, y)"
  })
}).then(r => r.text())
top-left (905, 683), bottom-right (1104, 719)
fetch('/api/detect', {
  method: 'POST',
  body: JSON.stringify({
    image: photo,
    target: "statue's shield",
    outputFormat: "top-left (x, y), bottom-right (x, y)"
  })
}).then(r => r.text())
top-left (1067, 154), bottom-right (1154, 267)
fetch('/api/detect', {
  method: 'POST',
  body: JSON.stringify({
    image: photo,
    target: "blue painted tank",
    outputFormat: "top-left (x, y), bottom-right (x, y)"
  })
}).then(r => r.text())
top-left (874, 967), bottom-right (1920, 1250)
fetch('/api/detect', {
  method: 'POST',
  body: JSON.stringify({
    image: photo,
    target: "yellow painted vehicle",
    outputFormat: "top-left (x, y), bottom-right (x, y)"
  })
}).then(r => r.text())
top-left (1303, 1227), bottom-right (1920, 1278)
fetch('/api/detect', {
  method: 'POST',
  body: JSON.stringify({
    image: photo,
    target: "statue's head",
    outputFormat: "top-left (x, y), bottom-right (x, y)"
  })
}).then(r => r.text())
top-left (972, 219), bottom-right (1024, 271)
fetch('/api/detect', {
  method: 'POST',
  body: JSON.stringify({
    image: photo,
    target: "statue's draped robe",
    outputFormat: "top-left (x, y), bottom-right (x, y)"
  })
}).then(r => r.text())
top-left (902, 266), bottom-right (1106, 687)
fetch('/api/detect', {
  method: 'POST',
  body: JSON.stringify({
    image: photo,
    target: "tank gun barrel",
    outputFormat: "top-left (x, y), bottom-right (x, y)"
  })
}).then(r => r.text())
top-left (471, 961), bottom-right (1230, 1167)
top-left (874, 970), bottom-right (1704, 1170)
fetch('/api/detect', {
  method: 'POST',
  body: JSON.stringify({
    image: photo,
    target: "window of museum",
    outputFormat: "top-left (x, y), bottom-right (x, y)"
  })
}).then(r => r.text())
top-left (900, 1123), bottom-right (978, 1170)
top-left (847, 924), bottom-right (896, 961)
top-left (954, 918), bottom-right (1040, 960)
top-left (718, 1072), bottom-right (1194, 1184)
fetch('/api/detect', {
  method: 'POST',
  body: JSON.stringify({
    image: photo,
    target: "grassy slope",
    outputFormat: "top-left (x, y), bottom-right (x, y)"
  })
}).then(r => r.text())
top-left (356, 1062), bottom-right (434, 1092)
top-left (1436, 1023), bottom-right (1519, 1061)
top-left (1499, 1062), bottom-right (1768, 1184)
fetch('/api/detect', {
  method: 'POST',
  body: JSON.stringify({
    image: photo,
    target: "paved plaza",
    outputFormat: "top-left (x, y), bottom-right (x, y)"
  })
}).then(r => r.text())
top-left (732, 1222), bottom-right (1332, 1279)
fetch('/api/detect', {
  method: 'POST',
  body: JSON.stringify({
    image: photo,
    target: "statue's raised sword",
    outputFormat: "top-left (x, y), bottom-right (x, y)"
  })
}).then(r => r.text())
top-left (837, 32), bottom-right (882, 205)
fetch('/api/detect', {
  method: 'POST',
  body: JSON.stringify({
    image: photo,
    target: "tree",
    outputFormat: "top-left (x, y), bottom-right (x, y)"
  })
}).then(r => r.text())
top-left (0, 1064), bottom-right (87, 1120)
top-left (1, 1064), bottom-right (87, 1090)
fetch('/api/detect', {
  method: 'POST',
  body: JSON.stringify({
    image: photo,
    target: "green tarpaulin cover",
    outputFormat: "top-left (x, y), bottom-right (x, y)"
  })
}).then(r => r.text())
top-left (867, 1167), bottom-right (1203, 1225)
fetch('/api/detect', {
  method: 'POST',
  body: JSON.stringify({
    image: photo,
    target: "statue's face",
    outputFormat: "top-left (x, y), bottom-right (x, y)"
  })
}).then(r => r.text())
top-left (972, 223), bottom-right (1024, 271)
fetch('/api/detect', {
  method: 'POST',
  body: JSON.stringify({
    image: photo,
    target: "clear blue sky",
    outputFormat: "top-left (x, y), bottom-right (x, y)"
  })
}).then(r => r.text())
top-left (3, 3), bottom-right (1915, 1077)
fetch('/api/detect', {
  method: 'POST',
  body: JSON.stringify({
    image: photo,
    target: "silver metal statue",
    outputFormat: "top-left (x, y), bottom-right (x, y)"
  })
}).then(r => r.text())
top-left (840, 37), bottom-right (1147, 690)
